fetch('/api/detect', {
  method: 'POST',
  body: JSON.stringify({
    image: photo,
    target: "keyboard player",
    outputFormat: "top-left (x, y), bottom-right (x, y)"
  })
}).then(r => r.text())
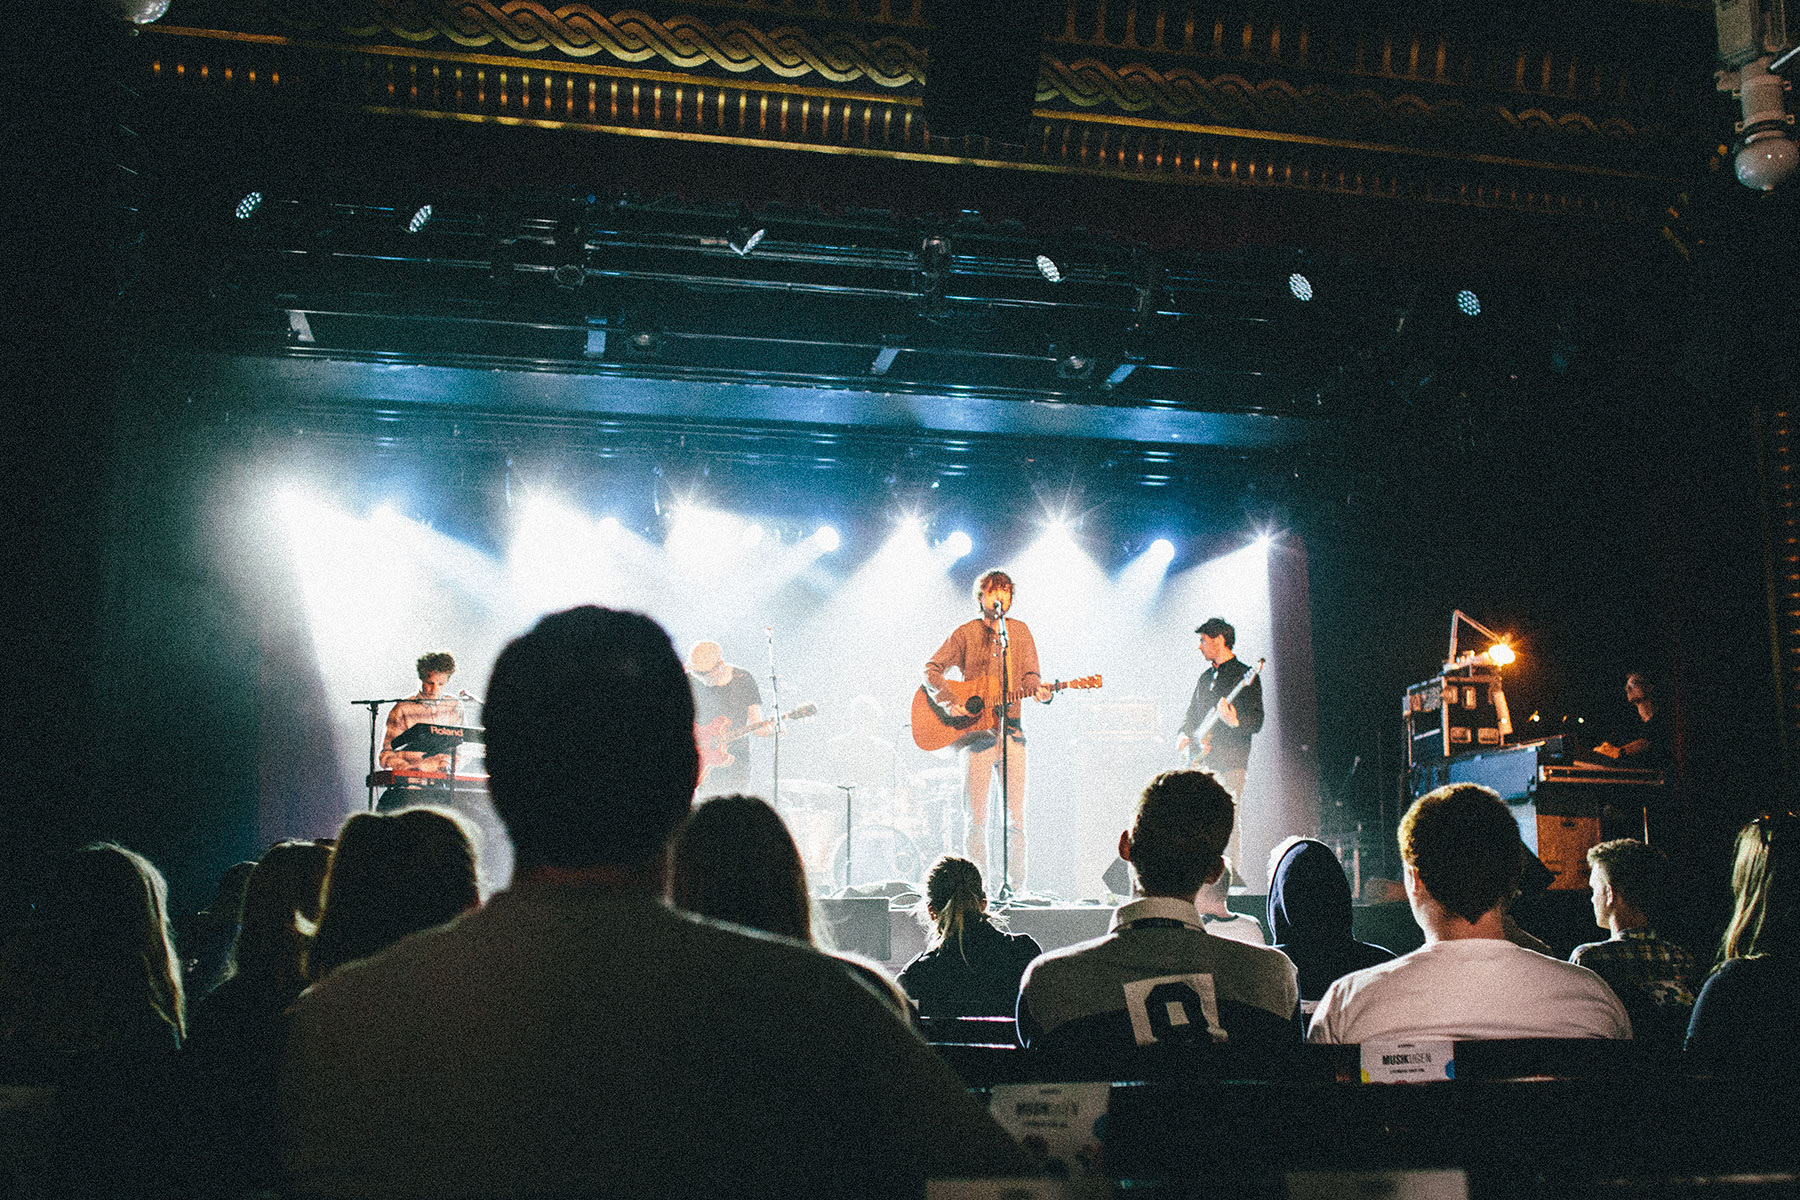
top-left (378, 651), bottom-right (465, 809)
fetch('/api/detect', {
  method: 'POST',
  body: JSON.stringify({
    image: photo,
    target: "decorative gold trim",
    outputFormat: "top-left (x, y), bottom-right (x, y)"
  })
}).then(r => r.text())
top-left (227, 3), bottom-right (925, 87)
top-left (148, 23), bottom-right (923, 104)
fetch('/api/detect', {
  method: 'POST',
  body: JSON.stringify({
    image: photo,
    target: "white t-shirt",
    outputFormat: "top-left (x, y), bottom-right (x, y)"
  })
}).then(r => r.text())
top-left (1307, 936), bottom-right (1632, 1044)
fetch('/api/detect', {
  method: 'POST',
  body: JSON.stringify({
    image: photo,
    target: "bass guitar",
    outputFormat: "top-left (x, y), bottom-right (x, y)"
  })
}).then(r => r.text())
top-left (1180, 657), bottom-right (1264, 768)
top-left (911, 675), bottom-right (1102, 752)
top-left (697, 703), bottom-right (818, 785)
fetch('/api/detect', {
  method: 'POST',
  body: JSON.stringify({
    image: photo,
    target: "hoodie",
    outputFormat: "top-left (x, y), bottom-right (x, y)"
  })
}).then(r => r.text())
top-left (1267, 839), bottom-right (1397, 1003)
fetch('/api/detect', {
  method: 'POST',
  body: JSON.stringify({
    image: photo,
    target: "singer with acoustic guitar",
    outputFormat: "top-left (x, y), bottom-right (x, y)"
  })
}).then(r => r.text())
top-left (920, 570), bottom-right (1053, 891)
top-left (1176, 616), bottom-right (1265, 883)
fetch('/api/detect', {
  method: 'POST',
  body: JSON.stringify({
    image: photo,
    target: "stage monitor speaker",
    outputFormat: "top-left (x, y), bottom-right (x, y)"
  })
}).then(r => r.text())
top-left (922, 0), bottom-right (1047, 144)
top-left (816, 895), bottom-right (892, 962)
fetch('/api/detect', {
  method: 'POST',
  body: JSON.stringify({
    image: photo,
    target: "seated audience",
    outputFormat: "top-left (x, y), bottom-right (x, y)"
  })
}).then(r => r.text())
top-left (304, 807), bottom-right (479, 981)
top-left (1570, 838), bottom-right (1697, 1050)
top-left (1017, 770), bottom-right (1299, 1051)
top-left (1266, 838), bottom-right (1395, 1013)
top-left (1197, 856), bottom-right (1267, 945)
top-left (1685, 810), bottom-right (1800, 1071)
top-left (898, 855), bottom-right (1042, 1019)
top-left (0, 843), bottom-right (185, 1197)
top-left (668, 792), bottom-right (909, 1015)
top-left (1309, 784), bottom-right (1631, 1044)
top-left (281, 605), bottom-right (1028, 1198)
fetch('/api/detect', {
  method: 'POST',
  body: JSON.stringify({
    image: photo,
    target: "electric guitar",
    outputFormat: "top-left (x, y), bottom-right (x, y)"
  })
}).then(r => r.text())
top-left (911, 675), bottom-right (1103, 752)
top-left (696, 703), bottom-right (818, 784)
top-left (1180, 657), bottom-right (1264, 767)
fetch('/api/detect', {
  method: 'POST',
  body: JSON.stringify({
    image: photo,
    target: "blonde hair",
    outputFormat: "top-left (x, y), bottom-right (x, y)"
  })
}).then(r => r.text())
top-left (1719, 811), bottom-right (1800, 965)
top-left (920, 855), bottom-right (991, 960)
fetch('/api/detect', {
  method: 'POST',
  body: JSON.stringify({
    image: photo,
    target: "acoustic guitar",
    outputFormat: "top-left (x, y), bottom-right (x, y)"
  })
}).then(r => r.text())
top-left (910, 675), bottom-right (1102, 752)
top-left (696, 703), bottom-right (818, 784)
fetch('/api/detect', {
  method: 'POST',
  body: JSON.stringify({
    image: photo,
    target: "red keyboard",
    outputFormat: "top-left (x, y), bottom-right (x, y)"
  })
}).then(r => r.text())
top-left (366, 768), bottom-right (490, 788)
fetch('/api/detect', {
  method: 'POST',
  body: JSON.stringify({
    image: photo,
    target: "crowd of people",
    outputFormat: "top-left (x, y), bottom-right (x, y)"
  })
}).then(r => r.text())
top-left (1, 603), bottom-right (1795, 1197)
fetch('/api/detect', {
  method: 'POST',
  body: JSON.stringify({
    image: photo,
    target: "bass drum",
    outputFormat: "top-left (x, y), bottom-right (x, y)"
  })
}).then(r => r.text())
top-left (828, 824), bottom-right (923, 891)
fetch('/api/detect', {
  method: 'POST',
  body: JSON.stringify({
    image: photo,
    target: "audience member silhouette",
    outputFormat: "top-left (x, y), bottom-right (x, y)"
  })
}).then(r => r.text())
top-left (181, 839), bottom-right (335, 1195)
top-left (0, 843), bottom-right (185, 1197)
top-left (1686, 810), bottom-right (1800, 1071)
top-left (0, 842), bottom-right (185, 1072)
top-left (1017, 770), bottom-right (1299, 1052)
top-left (1309, 784), bottom-right (1630, 1043)
top-left (179, 859), bottom-right (256, 1002)
top-left (669, 792), bottom-right (909, 1014)
top-left (898, 855), bottom-right (1042, 1019)
top-left (304, 807), bottom-right (479, 981)
top-left (1267, 838), bottom-right (1395, 1011)
top-left (280, 605), bottom-right (1028, 1198)
top-left (1570, 838), bottom-right (1697, 1052)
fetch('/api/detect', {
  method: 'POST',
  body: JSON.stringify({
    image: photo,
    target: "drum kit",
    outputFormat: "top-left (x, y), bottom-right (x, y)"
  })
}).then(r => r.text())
top-left (778, 763), bottom-right (966, 893)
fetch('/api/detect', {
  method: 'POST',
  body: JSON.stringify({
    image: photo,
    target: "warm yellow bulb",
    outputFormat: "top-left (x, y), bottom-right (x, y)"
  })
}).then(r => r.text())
top-left (1486, 642), bottom-right (1516, 666)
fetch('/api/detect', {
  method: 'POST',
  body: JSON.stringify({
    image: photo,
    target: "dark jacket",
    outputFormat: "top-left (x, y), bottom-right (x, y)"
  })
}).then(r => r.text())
top-left (1267, 839), bottom-right (1395, 1003)
top-left (898, 918), bottom-right (1042, 1019)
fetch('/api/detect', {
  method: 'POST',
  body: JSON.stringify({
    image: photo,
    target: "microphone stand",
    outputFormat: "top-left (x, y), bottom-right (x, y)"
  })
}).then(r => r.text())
top-left (838, 783), bottom-right (855, 893)
top-left (765, 626), bottom-right (781, 807)
top-left (994, 603), bottom-right (1014, 904)
top-left (351, 696), bottom-right (411, 812)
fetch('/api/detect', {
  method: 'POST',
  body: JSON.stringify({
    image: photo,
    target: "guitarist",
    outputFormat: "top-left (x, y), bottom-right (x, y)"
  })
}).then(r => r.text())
top-left (688, 640), bottom-right (764, 795)
top-left (1175, 617), bottom-right (1264, 883)
top-left (923, 570), bottom-right (1053, 891)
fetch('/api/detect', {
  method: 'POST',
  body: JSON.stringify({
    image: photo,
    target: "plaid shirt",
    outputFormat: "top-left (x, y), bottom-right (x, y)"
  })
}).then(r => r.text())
top-left (1570, 929), bottom-right (1698, 1011)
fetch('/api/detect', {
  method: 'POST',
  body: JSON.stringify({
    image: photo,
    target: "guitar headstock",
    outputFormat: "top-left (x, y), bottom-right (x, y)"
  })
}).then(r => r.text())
top-left (788, 703), bottom-right (819, 720)
top-left (1061, 674), bottom-right (1103, 691)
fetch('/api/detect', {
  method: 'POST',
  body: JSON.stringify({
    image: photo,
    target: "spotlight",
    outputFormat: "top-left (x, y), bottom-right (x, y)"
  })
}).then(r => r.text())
top-left (1035, 254), bottom-right (1064, 284)
top-left (234, 192), bottom-right (264, 221)
top-left (1288, 272), bottom-right (1314, 301)
top-left (1727, 57), bottom-right (1799, 191)
top-left (1456, 289), bottom-right (1481, 318)
top-left (596, 516), bottom-right (622, 536)
top-left (741, 523), bottom-right (765, 548)
top-left (627, 329), bottom-right (660, 355)
top-left (1486, 642), bottom-right (1516, 667)
top-left (944, 530), bottom-right (973, 559)
top-left (1149, 537), bottom-right (1175, 561)
top-left (728, 224), bottom-right (766, 256)
top-left (405, 204), bottom-right (434, 234)
top-left (814, 525), bottom-right (841, 552)
top-left (553, 262), bottom-right (587, 289)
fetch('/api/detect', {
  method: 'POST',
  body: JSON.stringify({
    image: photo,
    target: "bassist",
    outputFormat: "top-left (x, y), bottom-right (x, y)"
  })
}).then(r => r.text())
top-left (1176, 617), bottom-right (1264, 883)
top-left (923, 570), bottom-right (1052, 891)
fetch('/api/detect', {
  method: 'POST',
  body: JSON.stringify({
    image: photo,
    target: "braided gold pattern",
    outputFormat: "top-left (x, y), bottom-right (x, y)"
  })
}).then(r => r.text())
top-left (273, 1), bottom-right (927, 86)
top-left (1039, 58), bottom-right (1649, 143)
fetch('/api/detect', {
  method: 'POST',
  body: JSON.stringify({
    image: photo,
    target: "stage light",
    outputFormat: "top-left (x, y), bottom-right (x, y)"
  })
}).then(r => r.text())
top-left (1288, 272), bottom-right (1313, 301)
top-left (406, 204), bottom-right (434, 234)
top-left (1486, 642), bottom-right (1516, 667)
top-left (1035, 254), bottom-right (1064, 283)
top-left (596, 516), bottom-right (622, 536)
top-left (1149, 538), bottom-right (1175, 562)
top-left (235, 192), bottom-right (264, 221)
top-left (741, 523), bottom-right (765, 548)
top-left (1456, 289), bottom-right (1481, 318)
top-left (944, 530), bottom-right (973, 559)
top-left (814, 525), bottom-right (841, 552)
top-left (553, 263), bottom-right (587, 289)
